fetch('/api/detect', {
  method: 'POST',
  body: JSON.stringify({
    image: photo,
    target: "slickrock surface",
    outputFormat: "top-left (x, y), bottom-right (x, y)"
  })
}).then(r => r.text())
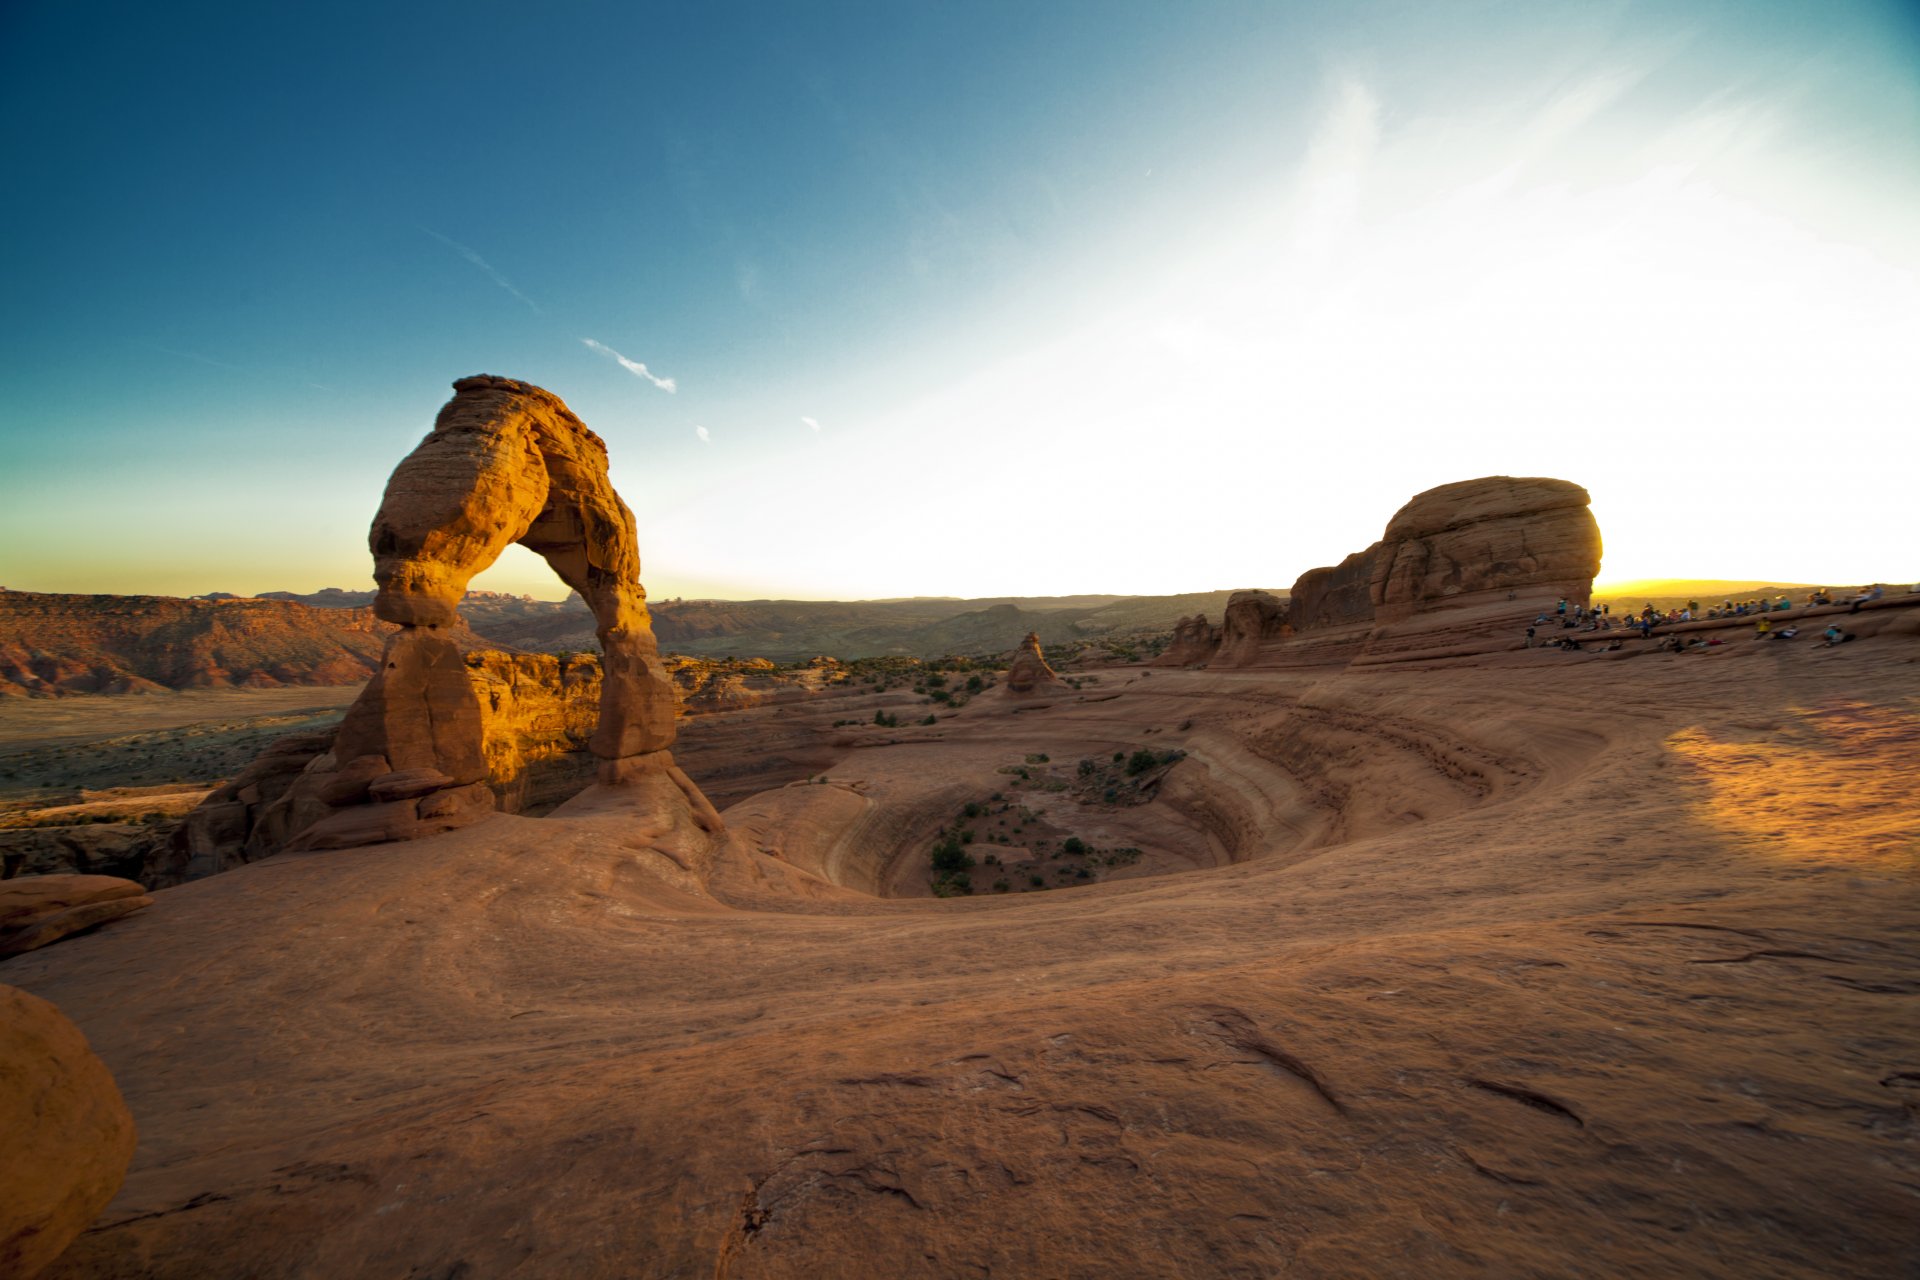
top-left (1003, 632), bottom-right (1064, 695)
top-left (9, 616), bottom-right (1918, 1278)
top-left (0, 985), bottom-right (135, 1279)
top-left (0, 875), bottom-right (149, 956)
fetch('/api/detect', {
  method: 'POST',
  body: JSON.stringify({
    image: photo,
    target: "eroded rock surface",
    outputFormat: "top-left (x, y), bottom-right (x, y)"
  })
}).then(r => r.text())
top-left (1154, 615), bottom-right (1220, 667)
top-left (1004, 632), bottom-right (1064, 695)
top-left (208, 376), bottom-right (717, 856)
top-left (1213, 590), bottom-right (1290, 667)
top-left (0, 875), bottom-right (150, 956)
top-left (1371, 477), bottom-right (1601, 619)
top-left (0, 984), bottom-right (136, 1279)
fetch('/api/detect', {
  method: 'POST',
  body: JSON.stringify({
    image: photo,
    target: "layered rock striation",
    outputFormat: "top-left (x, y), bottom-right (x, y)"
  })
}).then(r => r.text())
top-left (1212, 590), bottom-right (1290, 667)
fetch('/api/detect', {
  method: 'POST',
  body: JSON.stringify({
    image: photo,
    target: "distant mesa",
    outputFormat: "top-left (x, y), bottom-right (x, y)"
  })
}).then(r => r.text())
top-left (177, 375), bottom-right (722, 864)
top-left (1004, 631), bottom-right (1065, 695)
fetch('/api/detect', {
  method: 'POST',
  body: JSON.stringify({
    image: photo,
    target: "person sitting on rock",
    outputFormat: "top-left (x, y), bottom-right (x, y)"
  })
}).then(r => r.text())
top-left (1820, 625), bottom-right (1851, 647)
top-left (1754, 616), bottom-right (1772, 639)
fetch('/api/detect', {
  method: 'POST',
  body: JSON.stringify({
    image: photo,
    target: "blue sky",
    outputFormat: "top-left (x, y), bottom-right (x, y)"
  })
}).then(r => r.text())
top-left (2, 0), bottom-right (1916, 599)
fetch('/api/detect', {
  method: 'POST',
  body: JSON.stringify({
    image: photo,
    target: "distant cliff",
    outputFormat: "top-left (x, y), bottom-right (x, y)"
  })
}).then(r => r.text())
top-left (0, 592), bottom-right (396, 697)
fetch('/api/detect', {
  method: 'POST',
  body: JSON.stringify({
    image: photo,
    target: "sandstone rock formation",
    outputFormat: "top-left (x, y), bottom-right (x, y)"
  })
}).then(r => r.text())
top-left (0, 985), bottom-right (137, 1279)
top-left (1212, 590), bottom-right (1290, 667)
top-left (0, 875), bottom-right (150, 956)
top-left (1286, 477), bottom-right (1601, 638)
top-left (222, 376), bottom-right (718, 854)
top-left (0, 592), bottom-right (393, 698)
top-left (1004, 632), bottom-right (1064, 695)
top-left (1154, 615), bottom-right (1220, 667)
top-left (1369, 476), bottom-right (1600, 618)
top-left (1288, 546), bottom-right (1384, 634)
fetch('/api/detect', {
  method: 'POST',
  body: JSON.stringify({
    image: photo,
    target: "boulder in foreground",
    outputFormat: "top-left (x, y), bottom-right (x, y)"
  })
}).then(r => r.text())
top-left (0, 984), bottom-right (137, 1279)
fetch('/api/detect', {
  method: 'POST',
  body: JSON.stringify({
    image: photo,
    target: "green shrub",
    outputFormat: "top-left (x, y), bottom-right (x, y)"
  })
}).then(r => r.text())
top-left (1126, 749), bottom-right (1159, 776)
top-left (1062, 836), bottom-right (1088, 855)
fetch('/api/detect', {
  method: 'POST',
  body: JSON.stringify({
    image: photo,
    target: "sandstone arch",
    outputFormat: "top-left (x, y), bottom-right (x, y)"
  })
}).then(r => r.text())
top-left (293, 375), bottom-right (718, 850)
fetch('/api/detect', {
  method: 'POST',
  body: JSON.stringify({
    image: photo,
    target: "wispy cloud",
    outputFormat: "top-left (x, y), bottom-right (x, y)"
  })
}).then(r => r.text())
top-left (422, 227), bottom-right (541, 314)
top-left (695, 425), bottom-right (711, 443)
top-left (801, 416), bottom-right (820, 432)
top-left (581, 338), bottom-right (677, 393)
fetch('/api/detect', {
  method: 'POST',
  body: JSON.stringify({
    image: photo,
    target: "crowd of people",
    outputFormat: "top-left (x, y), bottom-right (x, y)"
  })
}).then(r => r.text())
top-left (1520, 585), bottom-right (1908, 653)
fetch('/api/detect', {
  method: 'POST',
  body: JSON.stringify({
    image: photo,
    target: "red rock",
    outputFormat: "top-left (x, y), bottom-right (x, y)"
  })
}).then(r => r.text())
top-left (1004, 633), bottom-right (1064, 695)
top-left (0, 985), bottom-right (136, 1278)
top-left (0, 876), bottom-right (150, 957)
top-left (1212, 590), bottom-right (1290, 667)
top-left (1154, 615), bottom-right (1220, 667)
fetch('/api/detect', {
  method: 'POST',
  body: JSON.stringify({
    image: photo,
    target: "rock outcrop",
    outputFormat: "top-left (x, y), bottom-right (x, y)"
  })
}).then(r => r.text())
top-left (0, 985), bottom-right (137, 1279)
top-left (1004, 633), bottom-right (1064, 695)
top-left (1154, 615), bottom-right (1220, 667)
top-left (1369, 477), bottom-right (1601, 619)
top-left (1212, 591), bottom-right (1290, 667)
top-left (1288, 547), bottom-right (1385, 634)
top-left (0, 875), bottom-right (150, 956)
top-left (219, 376), bottom-right (718, 854)
top-left (1283, 477), bottom-right (1600, 642)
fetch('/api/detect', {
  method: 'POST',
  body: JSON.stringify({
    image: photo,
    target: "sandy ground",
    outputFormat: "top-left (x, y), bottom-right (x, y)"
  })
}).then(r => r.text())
top-left (6, 633), bottom-right (1919, 1278)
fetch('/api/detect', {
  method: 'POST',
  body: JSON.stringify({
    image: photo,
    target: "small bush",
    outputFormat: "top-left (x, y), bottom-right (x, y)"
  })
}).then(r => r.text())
top-left (1126, 749), bottom-right (1159, 776)
top-left (1062, 836), bottom-right (1088, 855)
top-left (993, 879), bottom-right (1010, 892)
top-left (1025, 753), bottom-right (1050, 764)
top-left (1029, 874), bottom-right (1045, 888)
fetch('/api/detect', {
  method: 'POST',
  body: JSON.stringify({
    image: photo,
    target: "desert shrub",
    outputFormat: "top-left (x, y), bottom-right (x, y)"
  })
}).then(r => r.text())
top-left (1078, 758), bottom-right (1096, 776)
top-left (930, 838), bottom-right (974, 874)
top-left (1126, 749), bottom-right (1159, 776)
top-left (1025, 753), bottom-right (1050, 764)
top-left (966, 675), bottom-right (983, 692)
top-left (1028, 874), bottom-right (1045, 888)
top-left (962, 801), bottom-right (982, 819)
top-left (921, 714), bottom-right (937, 725)
top-left (1062, 836), bottom-right (1088, 855)
top-left (1112, 752), bottom-right (1124, 763)
top-left (993, 879), bottom-right (1010, 893)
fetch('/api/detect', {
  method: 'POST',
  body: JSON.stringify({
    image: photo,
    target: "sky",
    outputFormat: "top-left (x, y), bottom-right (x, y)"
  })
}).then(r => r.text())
top-left (1, 0), bottom-right (1915, 602)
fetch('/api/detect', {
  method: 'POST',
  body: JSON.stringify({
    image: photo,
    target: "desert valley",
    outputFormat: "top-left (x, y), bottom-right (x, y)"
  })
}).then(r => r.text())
top-left (2, 375), bottom-right (1916, 1279)
top-left (6, 4), bottom-right (1919, 1277)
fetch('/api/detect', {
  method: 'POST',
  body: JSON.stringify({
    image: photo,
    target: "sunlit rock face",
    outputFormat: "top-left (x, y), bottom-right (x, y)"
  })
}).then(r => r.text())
top-left (173, 376), bottom-right (719, 866)
top-left (1154, 614), bottom-right (1221, 667)
top-left (1004, 632), bottom-right (1064, 695)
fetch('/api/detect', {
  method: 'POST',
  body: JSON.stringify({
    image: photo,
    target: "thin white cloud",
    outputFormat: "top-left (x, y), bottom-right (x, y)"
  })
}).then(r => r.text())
top-left (422, 227), bottom-right (541, 314)
top-left (801, 416), bottom-right (820, 431)
top-left (580, 338), bottom-right (677, 393)
top-left (695, 425), bottom-right (711, 443)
